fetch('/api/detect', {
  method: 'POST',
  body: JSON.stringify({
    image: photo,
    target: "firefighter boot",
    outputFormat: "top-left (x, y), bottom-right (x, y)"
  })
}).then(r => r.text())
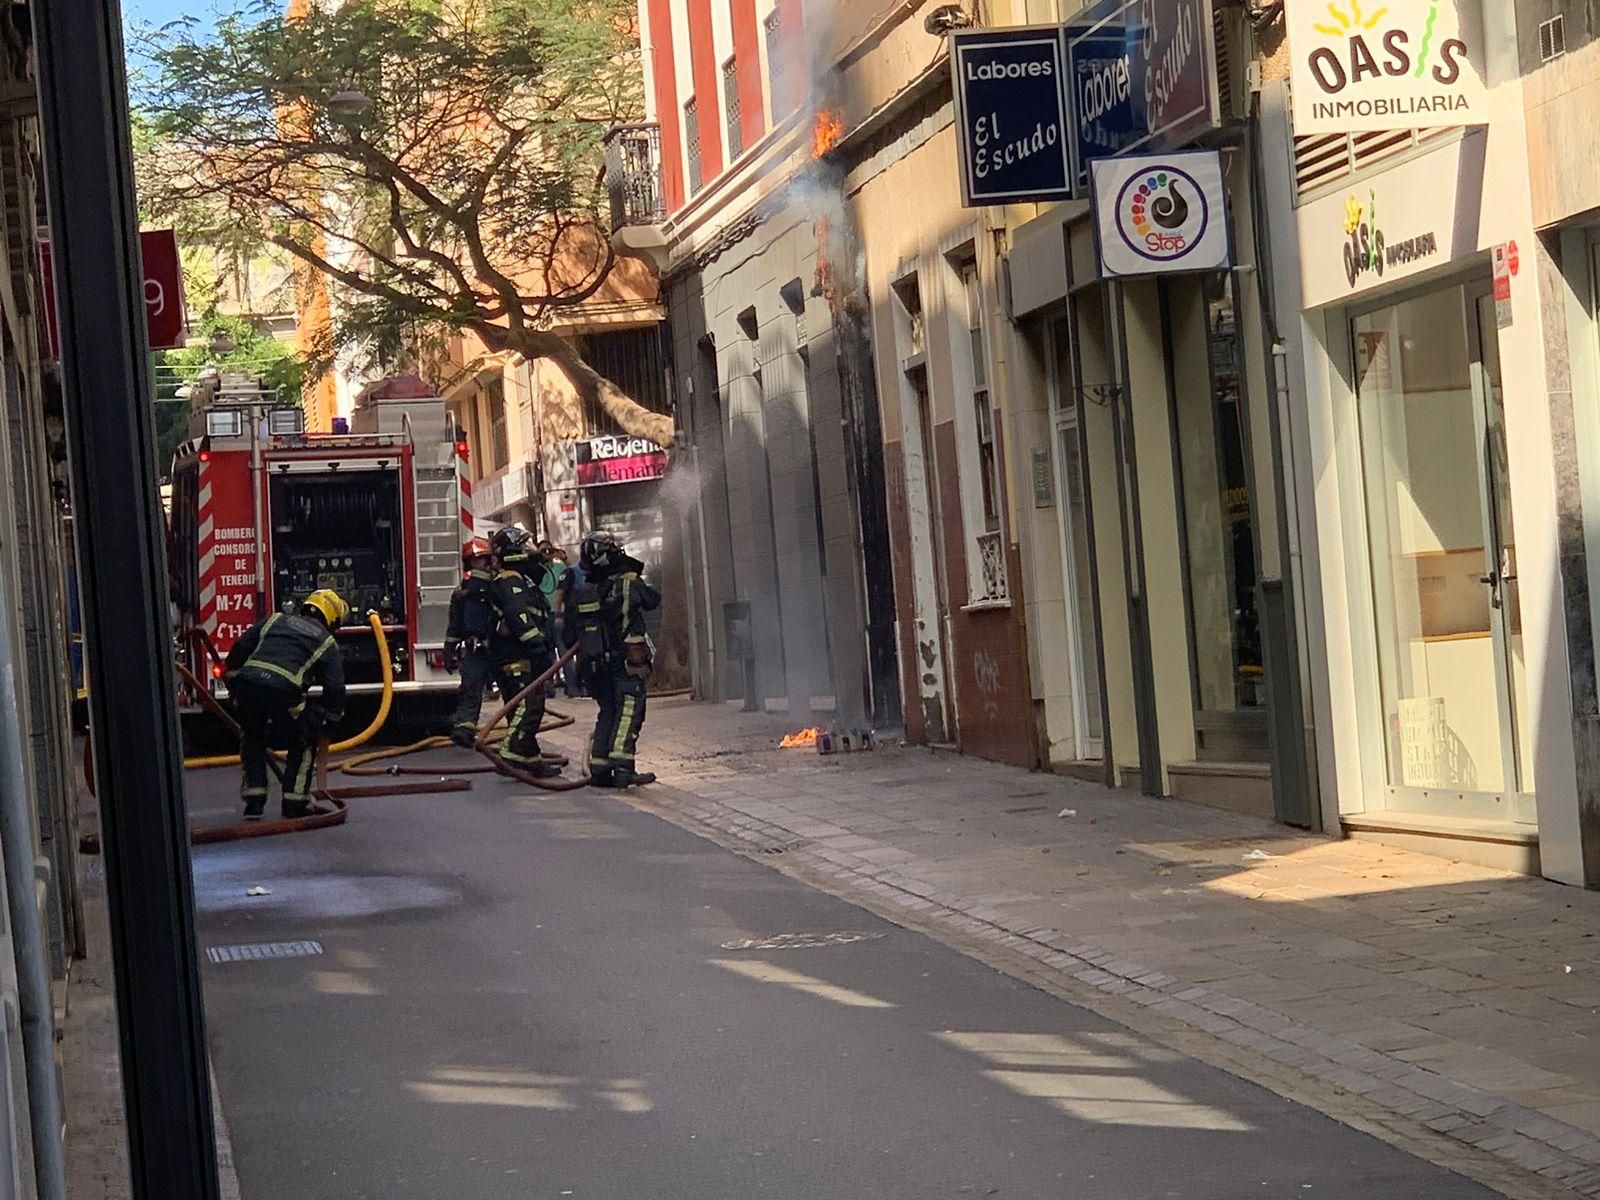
top-left (450, 724), bottom-right (478, 750)
top-left (588, 766), bottom-right (616, 788)
top-left (242, 790), bottom-right (268, 821)
top-left (611, 766), bottom-right (656, 788)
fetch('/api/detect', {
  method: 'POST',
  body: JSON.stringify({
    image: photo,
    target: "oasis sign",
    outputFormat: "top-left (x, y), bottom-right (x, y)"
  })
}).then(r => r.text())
top-left (951, 26), bottom-right (1075, 208)
top-left (1288, 1), bottom-right (1487, 134)
top-left (1065, 0), bottom-right (1219, 195)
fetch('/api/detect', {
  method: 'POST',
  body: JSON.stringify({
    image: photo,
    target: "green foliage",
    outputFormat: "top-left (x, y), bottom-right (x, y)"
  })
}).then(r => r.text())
top-left (151, 313), bottom-right (306, 476)
top-left (136, 0), bottom-right (643, 372)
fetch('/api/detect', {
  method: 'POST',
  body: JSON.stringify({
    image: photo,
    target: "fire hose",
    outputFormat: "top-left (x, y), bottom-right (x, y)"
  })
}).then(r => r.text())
top-left (182, 612), bottom-right (395, 769)
top-left (80, 640), bottom-right (598, 854)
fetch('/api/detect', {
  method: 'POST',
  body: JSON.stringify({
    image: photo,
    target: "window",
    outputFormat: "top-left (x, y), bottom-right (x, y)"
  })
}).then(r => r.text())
top-left (487, 377), bottom-right (509, 472)
top-left (722, 57), bottom-right (743, 160)
top-left (960, 261), bottom-right (1001, 532)
top-left (1541, 14), bottom-right (1566, 62)
top-left (684, 98), bottom-right (703, 195)
top-left (764, 9), bottom-right (789, 117)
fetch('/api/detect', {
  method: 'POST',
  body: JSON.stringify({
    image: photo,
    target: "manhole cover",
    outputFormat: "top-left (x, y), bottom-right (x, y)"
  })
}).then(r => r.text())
top-left (721, 931), bottom-right (887, 951)
top-left (206, 940), bottom-right (324, 964)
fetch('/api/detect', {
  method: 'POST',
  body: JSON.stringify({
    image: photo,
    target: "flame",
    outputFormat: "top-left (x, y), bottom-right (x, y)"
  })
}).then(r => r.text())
top-left (780, 727), bottom-right (823, 749)
top-left (812, 109), bottom-right (844, 159)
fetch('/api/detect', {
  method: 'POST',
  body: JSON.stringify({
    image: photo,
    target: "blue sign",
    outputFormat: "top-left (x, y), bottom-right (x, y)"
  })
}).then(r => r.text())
top-left (1065, 0), bottom-right (1219, 194)
top-left (951, 26), bottom-right (1074, 208)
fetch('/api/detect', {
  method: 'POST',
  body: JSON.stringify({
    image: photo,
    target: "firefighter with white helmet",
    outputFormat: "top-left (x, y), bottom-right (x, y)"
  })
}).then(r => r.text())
top-left (224, 587), bottom-right (350, 820)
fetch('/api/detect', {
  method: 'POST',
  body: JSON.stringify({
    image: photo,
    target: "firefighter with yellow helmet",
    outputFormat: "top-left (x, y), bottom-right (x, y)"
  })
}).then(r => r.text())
top-left (224, 587), bottom-right (350, 820)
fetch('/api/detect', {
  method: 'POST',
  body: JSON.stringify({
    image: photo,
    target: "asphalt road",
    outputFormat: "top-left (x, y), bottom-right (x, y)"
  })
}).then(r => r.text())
top-left (186, 749), bottom-right (1501, 1200)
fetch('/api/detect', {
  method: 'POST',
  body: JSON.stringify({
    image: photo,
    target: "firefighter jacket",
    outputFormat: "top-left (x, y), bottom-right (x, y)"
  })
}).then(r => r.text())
top-left (226, 611), bottom-right (347, 723)
top-left (446, 569), bottom-right (499, 644)
top-left (492, 569), bottom-right (550, 659)
top-left (602, 570), bottom-right (661, 655)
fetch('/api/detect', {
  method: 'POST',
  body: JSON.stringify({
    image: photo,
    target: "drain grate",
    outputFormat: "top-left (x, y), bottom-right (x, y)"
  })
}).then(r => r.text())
top-left (206, 940), bottom-right (324, 965)
top-left (721, 931), bottom-right (887, 951)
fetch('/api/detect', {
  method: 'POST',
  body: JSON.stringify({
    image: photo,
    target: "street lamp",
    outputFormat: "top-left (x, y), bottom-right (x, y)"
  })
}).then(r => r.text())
top-left (329, 88), bottom-right (372, 117)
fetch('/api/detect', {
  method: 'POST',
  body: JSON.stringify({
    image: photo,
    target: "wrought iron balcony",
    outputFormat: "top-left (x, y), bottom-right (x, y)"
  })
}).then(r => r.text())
top-left (604, 123), bottom-right (665, 231)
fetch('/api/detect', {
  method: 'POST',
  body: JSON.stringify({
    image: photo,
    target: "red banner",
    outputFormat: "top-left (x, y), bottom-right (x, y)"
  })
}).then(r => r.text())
top-left (37, 228), bottom-right (188, 357)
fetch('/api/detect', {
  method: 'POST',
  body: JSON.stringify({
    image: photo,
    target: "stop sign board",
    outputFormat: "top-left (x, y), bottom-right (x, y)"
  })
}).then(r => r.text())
top-left (37, 228), bottom-right (187, 356)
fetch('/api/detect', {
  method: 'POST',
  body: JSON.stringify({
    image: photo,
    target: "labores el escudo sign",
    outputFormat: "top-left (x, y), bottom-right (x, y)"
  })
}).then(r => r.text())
top-left (1287, 0), bottom-right (1487, 135)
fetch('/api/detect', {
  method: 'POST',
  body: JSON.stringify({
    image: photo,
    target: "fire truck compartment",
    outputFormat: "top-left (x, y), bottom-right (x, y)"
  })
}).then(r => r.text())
top-left (269, 470), bottom-right (407, 625)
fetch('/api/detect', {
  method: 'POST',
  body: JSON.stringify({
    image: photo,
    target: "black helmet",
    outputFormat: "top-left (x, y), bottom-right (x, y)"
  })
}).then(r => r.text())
top-left (580, 531), bottom-right (624, 575)
top-left (490, 525), bottom-right (536, 566)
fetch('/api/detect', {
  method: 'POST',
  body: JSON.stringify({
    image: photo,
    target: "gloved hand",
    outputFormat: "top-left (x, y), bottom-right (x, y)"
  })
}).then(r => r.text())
top-left (443, 640), bottom-right (461, 673)
top-left (625, 642), bottom-right (652, 679)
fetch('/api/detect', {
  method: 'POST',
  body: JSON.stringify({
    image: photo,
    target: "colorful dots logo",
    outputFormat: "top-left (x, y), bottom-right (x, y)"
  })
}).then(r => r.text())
top-left (1113, 164), bottom-right (1208, 263)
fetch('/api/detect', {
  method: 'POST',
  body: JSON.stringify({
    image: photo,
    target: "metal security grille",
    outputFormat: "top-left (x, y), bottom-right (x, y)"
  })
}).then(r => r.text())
top-left (206, 940), bottom-right (324, 964)
top-left (723, 57), bottom-right (743, 160)
top-left (684, 98), bottom-right (703, 195)
top-left (1292, 127), bottom-right (1456, 203)
top-left (764, 9), bottom-right (788, 116)
top-left (1541, 15), bottom-right (1567, 62)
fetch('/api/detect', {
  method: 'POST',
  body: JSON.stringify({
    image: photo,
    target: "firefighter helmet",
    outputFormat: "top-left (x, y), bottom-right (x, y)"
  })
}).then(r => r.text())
top-left (580, 531), bottom-right (624, 575)
top-left (490, 525), bottom-right (535, 559)
top-left (461, 537), bottom-right (492, 565)
top-left (303, 588), bottom-right (350, 629)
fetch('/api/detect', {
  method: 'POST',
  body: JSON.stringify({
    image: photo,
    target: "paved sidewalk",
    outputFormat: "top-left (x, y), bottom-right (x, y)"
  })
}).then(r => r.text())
top-left (596, 697), bottom-right (1600, 1200)
top-left (62, 814), bottom-right (241, 1200)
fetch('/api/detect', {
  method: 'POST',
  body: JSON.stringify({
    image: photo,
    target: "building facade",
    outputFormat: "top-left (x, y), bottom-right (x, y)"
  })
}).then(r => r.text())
top-left (440, 253), bottom-right (691, 683)
top-left (615, 0), bottom-right (1600, 884)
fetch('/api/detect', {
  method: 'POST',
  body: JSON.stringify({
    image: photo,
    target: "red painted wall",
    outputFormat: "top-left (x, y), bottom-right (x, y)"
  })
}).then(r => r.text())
top-left (729, 0), bottom-right (765, 152)
top-left (646, 0), bottom-right (685, 211)
top-left (932, 421), bottom-right (1037, 769)
top-left (774, 0), bottom-right (805, 119)
top-left (685, 0), bottom-right (725, 183)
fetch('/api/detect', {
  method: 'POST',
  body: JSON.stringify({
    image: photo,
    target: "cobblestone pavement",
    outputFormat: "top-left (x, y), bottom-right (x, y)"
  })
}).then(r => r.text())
top-left (583, 697), bottom-right (1600, 1200)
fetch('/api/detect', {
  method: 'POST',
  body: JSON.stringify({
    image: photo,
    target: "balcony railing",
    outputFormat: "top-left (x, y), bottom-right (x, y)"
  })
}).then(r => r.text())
top-left (604, 123), bottom-right (665, 230)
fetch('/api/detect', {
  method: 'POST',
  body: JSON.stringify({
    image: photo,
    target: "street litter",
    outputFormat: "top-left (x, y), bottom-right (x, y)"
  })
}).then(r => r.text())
top-left (1058, 809), bottom-right (1076, 818)
top-left (1242, 849), bottom-right (1278, 861)
top-left (817, 728), bottom-right (879, 755)
top-left (245, 886), bottom-right (272, 897)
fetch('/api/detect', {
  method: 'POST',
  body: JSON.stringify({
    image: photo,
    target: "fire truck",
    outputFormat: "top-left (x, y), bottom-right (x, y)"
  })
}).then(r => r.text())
top-left (168, 373), bottom-right (468, 731)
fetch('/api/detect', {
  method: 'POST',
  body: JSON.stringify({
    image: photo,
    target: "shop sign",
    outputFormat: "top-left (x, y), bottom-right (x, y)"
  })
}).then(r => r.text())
top-left (1492, 243), bottom-right (1513, 329)
top-left (37, 228), bottom-right (187, 356)
top-left (1091, 149), bottom-right (1230, 277)
top-left (1287, 0), bottom-right (1488, 135)
top-left (950, 25), bottom-right (1075, 207)
top-left (1064, 0), bottom-right (1219, 195)
top-left (1296, 135), bottom-right (1481, 308)
top-left (576, 434), bottom-right (668, 488)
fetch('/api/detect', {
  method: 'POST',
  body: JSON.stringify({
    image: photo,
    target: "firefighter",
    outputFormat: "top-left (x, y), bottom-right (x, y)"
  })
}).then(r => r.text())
top-left (568, 531), bottom-right (660, 788)
top-left (485, 525), bottom-right (558, 775)
top-left (225, 588), bottom-right (349, 820)
top-left (443, 538), bottom-right (499, 748)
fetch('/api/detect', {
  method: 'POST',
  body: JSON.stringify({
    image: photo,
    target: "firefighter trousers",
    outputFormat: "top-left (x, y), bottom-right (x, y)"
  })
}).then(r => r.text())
top-left (452, 649), bottom-right (547, 763)
top-left (589, 665), bottom-right (647, 774)
top-left (232, 678), bottom-right (319, 811)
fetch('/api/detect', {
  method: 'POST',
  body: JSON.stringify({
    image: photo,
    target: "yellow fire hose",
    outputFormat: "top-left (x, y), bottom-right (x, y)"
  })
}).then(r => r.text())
top-left (182, 612), bottom-right (394, 769)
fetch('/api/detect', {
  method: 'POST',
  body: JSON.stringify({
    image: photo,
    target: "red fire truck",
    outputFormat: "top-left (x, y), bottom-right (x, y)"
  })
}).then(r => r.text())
top-left (168, 374), bottom-right (468, 730)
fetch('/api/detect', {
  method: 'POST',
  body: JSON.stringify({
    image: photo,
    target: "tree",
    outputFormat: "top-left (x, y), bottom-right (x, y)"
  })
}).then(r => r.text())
top-left (151, 313), bottom-right (307, 477)
top-left (137, 0), bottom-right (672, 447)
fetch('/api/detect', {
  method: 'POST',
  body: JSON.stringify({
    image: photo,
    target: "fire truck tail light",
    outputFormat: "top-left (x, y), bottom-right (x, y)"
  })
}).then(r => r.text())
top-left (454, 440), bottom-right (469, 460)
top-left (211, 663), bottom-right (225, 679)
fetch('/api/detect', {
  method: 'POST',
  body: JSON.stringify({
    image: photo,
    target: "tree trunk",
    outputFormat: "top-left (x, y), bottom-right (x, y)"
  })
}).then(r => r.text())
top-left (495, 326), bottom-right (676, 449)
